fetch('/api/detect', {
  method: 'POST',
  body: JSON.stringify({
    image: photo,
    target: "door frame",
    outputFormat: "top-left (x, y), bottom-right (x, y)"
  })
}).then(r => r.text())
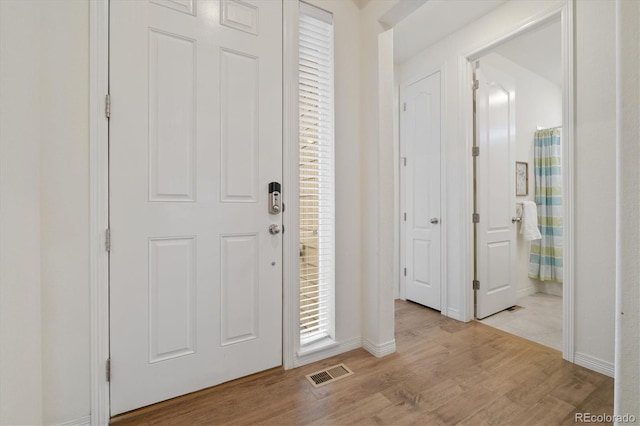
top-left (399, 68), bottom-right (448, 316)
top-left (89, 0), bottom-right (109, 423)
top-left (89, 1), bottom-right (296, 423)
top-left (459, 1), bottom-right (575, 361)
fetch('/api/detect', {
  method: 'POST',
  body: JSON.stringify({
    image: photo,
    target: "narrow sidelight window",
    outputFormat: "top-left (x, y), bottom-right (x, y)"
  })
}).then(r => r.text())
top-left (298, 1), bottom-right (335, 346)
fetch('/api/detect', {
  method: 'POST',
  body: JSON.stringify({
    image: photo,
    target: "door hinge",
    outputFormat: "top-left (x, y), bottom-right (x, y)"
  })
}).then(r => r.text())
top-left (472, 146), bottom-right (480, 157)
top-left (105, 94), bottom-right (111, 119)
top-left (106, 358), bottom-right (111, 382)
top-left (473, 280), bottom-right (480, 290)
top-left (105, 228), bottom-right (111, 252)
top-left (404, 267), bottom-right (407, 277)
top-left (403, 102), bottom-right (407, 112)
top-left (473, 79), bottom-right (479, 91)
top-left (472, 213), bottom-right (480, 223)
top-left (402, 157), bottom-right (407, 166)
top-left (403, 212), bottom-right (407, 222)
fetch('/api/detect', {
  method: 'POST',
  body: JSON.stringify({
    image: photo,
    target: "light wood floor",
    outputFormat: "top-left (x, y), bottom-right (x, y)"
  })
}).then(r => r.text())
top-left (111, 300), bottom-right (613, 426)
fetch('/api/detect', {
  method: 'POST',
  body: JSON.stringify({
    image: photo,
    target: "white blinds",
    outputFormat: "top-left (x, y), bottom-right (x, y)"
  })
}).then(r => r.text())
top-left (298, 1), bottom-right (335, 345)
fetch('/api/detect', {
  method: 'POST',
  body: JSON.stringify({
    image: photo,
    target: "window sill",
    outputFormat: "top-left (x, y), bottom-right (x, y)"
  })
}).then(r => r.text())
top-left (297, 337), bottom-right (338, 358)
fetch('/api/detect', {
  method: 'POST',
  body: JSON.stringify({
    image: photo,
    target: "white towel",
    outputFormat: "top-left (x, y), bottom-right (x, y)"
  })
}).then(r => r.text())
top-left (521, 201), bottom-right (542, 241)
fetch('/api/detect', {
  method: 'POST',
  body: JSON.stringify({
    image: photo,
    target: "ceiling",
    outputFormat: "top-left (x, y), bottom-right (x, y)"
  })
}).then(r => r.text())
top-left (393, 0), bottom-right (508, 64)
top-left (351, 0), bottom-right (372, 10)
top-left (492, 19), bottom-right (562, 87)
top-left (352, 0), bottom-right (561, 87)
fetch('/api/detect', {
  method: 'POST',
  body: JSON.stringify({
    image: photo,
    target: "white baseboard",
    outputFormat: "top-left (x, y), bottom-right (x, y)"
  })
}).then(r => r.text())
top-left (538, 281), bottom-right (563, 297)
top-left (446, 308), bottom-right (463, 321)
top-left (362, 338), bottom-right (396, 358)
top-left (293, 337), bottom-right (362, 368)
top-left (52, 415), bottom-right (91, 426)
top-left (293, 335), bottom-right (397, 368)
top-left (518, 286), bottom-right (538, 298)
top-left (574, 352), bottom-right (615, 378)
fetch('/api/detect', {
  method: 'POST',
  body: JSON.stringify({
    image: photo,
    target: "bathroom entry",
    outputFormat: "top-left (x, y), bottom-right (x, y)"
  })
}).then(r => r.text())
top-left (473, 18), bottom-right (564, 351)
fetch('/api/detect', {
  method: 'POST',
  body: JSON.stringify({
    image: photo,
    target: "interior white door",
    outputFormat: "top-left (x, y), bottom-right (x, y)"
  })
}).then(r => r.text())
top-left (401, 72), bottom-right (441, 310)
top-left (475, 61), bottom-right (517, 319)
top-left (109, 0), bottom-right (282, 414)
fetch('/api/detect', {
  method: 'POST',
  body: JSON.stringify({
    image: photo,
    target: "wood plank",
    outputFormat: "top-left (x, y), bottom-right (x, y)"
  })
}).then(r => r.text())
top-left (111, 300), bottom-right (613, 426)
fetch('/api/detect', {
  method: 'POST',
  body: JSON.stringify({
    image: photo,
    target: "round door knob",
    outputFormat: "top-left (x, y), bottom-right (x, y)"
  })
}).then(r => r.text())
top-left (269, 224), bottom-right (281, 235)
top-left (430, 218), bottom-right (439, 224)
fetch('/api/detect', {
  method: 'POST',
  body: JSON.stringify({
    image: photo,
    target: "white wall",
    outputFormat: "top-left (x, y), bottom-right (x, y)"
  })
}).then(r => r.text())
top-left (573, 0), bottom-right (616, 373)
top-left (397, 0), bottom-right (616, 372)
top-left (0, 1), bottom-right (43, 424)
top-left (615, 0), bottom-right (640, 420)
top-left (359, 0), bottom-right (398, 355)
top-left (480, 52), bottom-right (562, 298)
top-left (1, 1), bottom-right (96, 424)
top-left (39, 1), bottom-right (91, 424)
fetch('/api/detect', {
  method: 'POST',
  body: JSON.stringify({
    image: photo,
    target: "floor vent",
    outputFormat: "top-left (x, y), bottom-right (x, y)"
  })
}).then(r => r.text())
top-left (305, 363), bottom-right (353, 388)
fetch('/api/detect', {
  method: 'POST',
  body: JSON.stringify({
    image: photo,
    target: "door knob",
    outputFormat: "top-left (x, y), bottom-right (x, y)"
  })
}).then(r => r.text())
top-left (269, 224), bottom-right (281, 235)
top-left (430, 218), bottom-right (439, 224)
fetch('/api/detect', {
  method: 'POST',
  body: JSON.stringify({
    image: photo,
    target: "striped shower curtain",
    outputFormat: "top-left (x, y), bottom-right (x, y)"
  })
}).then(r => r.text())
top-left (528, 128), bottom-right (563, 283)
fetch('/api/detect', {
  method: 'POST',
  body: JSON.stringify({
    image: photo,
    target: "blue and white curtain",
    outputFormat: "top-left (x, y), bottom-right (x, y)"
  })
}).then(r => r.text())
top-left (528, 128), bottom-right (563, 283)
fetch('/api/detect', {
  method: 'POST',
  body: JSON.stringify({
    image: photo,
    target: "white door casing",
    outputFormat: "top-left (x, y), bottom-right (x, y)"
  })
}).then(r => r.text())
top-left (109, 0), bottom-right (283, 414)
top-left (400, 72), bottom-right (442, 310)
top-left (475, 62), bottom-right (517, 319)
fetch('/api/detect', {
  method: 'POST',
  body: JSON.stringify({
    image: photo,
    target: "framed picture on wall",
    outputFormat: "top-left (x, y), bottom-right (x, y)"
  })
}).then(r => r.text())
top-left (516, 161), bottom-right (528, 196)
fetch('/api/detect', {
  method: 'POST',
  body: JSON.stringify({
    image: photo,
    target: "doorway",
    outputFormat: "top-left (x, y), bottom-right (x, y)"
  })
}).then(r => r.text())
top-left (472, 18), bottom-right (565, 351)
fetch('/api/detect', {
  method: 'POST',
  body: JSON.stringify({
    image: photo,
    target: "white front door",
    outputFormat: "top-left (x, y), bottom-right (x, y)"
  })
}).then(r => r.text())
top-left (400, 72), bottom-right (442, 310)
top-left (109, 0), bottom-right (283, 414)
top-left (475, 61), bottom-right (517, 319)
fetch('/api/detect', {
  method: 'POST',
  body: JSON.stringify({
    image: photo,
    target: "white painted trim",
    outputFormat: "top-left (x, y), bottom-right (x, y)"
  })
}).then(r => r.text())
top-left (297, 338), bottom-right (339, 358)
top-left (574, 352), bottom-right (615, 378)
top-left (89, 0), bottom-right (111, 424)
top-left (399, 94), bottom-right (407, 301)
top-left (460, 56), bottom-right (475, 323)
top-left (559, 0), bottom-right (576, 365)
top-left (463, 5), bottom-right (567, 61)
top-left (53, 415), bottom-right (92, 426)
top-left (517, 286), bottom-right (538, 299)
top-left (293, 337), bottom-right (362, 368)
top-left (446, 308), bottom-right (463, 322)
top-left (362, 338), bottom-right (396, 358)
top-left (398, 66), bottom-right (448, 316)
top-left (398, 148), bottom-right (406, 301)
top-left (438, 63), bottom-right (449, 319)
top-left (393, 61), bottom-right (401, 301)
top-left (282, 0), bottom-right (299, 371)
top-left (459, 1), bottom-right (575, 360)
